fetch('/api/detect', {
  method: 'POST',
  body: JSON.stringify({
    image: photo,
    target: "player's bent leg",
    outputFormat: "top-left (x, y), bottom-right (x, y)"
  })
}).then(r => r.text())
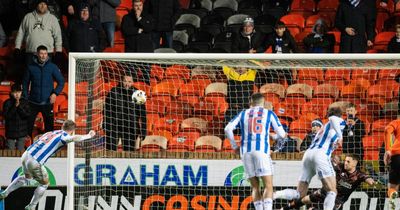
top-left (321, 176), bottom-right (337, 210)
top-left (274, 189), bottom-right (300, 200)
top-left (0, 176), bottom-right (29, 199)
top-left (261, 175), bottom-right (273, 210)
top-left (248, 177), bottom-right (263, 210)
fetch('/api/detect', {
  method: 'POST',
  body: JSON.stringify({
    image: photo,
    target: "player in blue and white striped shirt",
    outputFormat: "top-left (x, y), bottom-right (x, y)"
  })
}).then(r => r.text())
top-left (0, 120), bottom-right (95, 210)
top-left (225, 93), bottom-right (287, 210)
top-left (274, 106), bottom-right (345, 210)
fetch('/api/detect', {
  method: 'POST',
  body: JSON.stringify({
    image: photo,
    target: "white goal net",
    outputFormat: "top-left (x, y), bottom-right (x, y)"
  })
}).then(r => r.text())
top-left (66, 53), bottom-right (400, 210)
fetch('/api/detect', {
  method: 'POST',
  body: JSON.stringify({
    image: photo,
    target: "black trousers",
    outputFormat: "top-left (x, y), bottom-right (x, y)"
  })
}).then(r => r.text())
top-left (106, 131), bottom-right (138, 152)
top-left (28, 103), bottom-right (54, 136)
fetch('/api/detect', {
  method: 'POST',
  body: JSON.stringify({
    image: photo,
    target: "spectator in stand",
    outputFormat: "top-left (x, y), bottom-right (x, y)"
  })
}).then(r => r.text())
top-left (223, 65), bottom-right (256, 123)
top-left (343, 103), bottom-right (366, 161)
top-left (387, 24), bottom-right (400, 53)
top-left (104, 74), bottom-right (147, 151)
top-left (66, 3), bottom-right (106, 52)
top-left (91, 0), bottom-right (120, 47)
top-left (231, 17), bottom-right (266, 53)
top-left (143, 0), bottom-right (181, 49)
top-left (297, 119), bottom-right (323, 152)
top-left (264, 21), bottom-right (297, 85)
top-left (0, 22), bottom-right (6, 47)
top-left (303, 19), bottom-right (335, 53)
top-left (335, 0), bottom-right (376, 53)
top-left (15, 0), bottom-right (63, 65)
top-left (22, 45), bottom-right (65, 136)
top-left (3, 84), bottom-right (31, 151)
top-left (121, 0), bottom-right (153, 52)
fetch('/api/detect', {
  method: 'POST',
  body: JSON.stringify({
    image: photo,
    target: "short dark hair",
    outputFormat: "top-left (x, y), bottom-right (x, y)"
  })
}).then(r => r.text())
top-left (346, 153), bottom-right (360, 162)
top-left (11, 84), bottom-right (22, 92)
top-left (62, 120), bottom-right (76, 131)
top-left (250, 93), bottom-right (265, 105)
top-left (327, 106), bottom-right (342, 117)
top-left (37, 45), bottom-right (48, 52)
top-left (347, 103), bottom-right (356, 109)
top-left (275, 21), bottom-right (286, 29)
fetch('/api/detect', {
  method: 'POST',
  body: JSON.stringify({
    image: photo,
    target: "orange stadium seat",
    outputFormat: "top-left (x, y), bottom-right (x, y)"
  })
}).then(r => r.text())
top-left (140, 135), bottom-right (168, 152)
top-left (325, 68), bottom-right (351, 82)
top-left (204, 95), bottom-right (228, 116)
top-left (153, 117), bottom-right (181, 135)
top-left (222, 136), bottom-right (240, 153)
top-left (304, 98), bottom-right (333, 118)
top-left (374, 32), bottom-right (395, 51)
top-left (165, 64), bottom-right (191, 80)
top-left (340, 83), bottom-right (367, 99)
top-left (195, 136), bottom-right (222, 152)
top-left (133, 81), bottom-right (151, 97)
top-left (147, 113), bottom-right (160, 133)
top-left (383, 101), bottom-right (400, 118)
top-left (358, 102), bottom-right (382, 123)
top-left (367, 84), bottom-right (393, 107)
top-left (363, 135), bottom-right (385, 160)
top-left (146, 99), bottom-right (166, 115)
top-left (165, 100), bottom-right (193, 118)
top-left (376, 12), bottom-right (390, 33)
top-left (352, 69), bottom-right (379, 82)
top-left (290, 119), bottom-right (311, 133)
top-left (205, 82), bottom-right (228, 96)
top-left (76, 82), bottom-right (89, 95)
top-left (169, 131), bottom-right (200, 152)
top-left (290, 0), bottom-right (315, 17)
top-left (152, 130), bottom-right (173, 142)
top-left (281, 14), bottom-right (305, 30)
top-left (181, 117), bottom-right (208, 133)
top-left (274, 101), bottom-right (298, 121)
top-left (286, 83), bottom-right (313, 100)
top-left (150, 64), bottom-right (165, 81)
top-left (193, 101), bottom-right (216, 121)
top-left (378, 69), bottom-right (400, 81)
top-left (323, 80), bottom-right (346, 89)
top-left (297, 68), bottom-right (324, 82)
top-left (53, 94), bottom-right (67, 113)
top-left (314, 84), bottom-right (339, 99)
top-left (371, 119), bottom-right (392, 133)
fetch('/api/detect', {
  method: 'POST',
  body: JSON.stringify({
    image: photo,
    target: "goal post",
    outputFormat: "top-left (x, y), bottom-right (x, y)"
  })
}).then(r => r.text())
top-left (67, 53), bottom-right (400, 210)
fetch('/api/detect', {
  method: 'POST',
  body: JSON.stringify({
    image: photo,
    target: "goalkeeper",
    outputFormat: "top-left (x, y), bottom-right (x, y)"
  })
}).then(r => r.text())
top-left (0, 120), bottom-right (95, 210)
top-left (279, 154), bottom-right (375, 210)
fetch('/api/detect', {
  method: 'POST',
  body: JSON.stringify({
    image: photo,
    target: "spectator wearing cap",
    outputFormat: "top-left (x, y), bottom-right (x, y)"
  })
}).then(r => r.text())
top-left (298, 119), bottom-right (323, 151)
top-left (66, 3), bottom-right (106, 52)
top-left (121, 0), bottom-right (153, 52)
top-left (14, 0), bottom-right (63, 65)
top-left (231, 17), bottom-right (266, 53)
top-left (3, 84), bottom-right (32, 151)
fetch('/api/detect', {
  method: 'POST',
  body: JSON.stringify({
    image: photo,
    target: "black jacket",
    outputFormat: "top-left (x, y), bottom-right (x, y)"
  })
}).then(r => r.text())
top-left (335, 0), bottom-right (376, 53)
top-left (67, 18), bottom-right (105, 52)
top-left (231, 31), bottom-right (266, 53)
top-left (104, 85), bottom-right (147, 138)
top-left (265, 31), bottom-right (298, 53)
top-left (3, 98), bottom-right (31, 138)
top-left (387, 36), bottom-right (400, 53)
top-left (121, 11), bottom-right (154, 52)
top-left (303, 33), bottom-right (336, 53)
top-left (301, 132), bottom-right (316, 151)
top-left (143, 0), bottom-right (181, 32)
top-left (342, 117), bottom-right (365, 158)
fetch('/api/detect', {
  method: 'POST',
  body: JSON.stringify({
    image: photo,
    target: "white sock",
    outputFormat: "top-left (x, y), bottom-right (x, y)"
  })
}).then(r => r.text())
top-left (263, 198), bottom-right (273, 210)
top-left (273, 189), bottom-right (300, 200)
top-left (253, 200), bottom-right (264, 210)
top-left (29, 184), bottom-right (48, 206)
top-left (323, 191), bottom-right (337, 210)
top-left (4, 176), bottom-right (28, 196)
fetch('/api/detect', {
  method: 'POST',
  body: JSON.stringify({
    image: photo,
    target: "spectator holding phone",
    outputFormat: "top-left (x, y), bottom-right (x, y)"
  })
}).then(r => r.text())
top-left (343, 103), bottom-right (366, 160)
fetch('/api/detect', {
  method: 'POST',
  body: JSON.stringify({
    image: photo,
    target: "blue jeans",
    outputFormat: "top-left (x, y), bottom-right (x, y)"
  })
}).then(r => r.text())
top-left (102, 22), bottom-right (115, 47)
top-left (152, 31), bottom-right (173, 49)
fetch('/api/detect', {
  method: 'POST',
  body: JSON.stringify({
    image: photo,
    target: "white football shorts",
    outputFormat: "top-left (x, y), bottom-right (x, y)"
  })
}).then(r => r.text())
top-left (299, 149), bottom-right (335, 183)
top-left (21, 152), bottom-right (48, 182)
top-left (242, 151), bottom-right (273, 178)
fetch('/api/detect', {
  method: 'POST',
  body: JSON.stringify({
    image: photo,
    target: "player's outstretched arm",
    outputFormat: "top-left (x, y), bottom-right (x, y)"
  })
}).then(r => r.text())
top-left (64, 130), bottom-right (96, 143)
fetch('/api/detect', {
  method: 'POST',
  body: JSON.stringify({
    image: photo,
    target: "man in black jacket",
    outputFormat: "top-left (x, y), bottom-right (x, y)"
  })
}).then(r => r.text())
top-left (104, 74), bottom-right (146, 151)
top-left (335, 0), bottom-right (376, 53)
top-left (143, 0), bottom-right (181, 49)
top-left (121, 0), bottom-right (153, 52)
top-left (342, 103), bottom-right (366, 161)
top-left (66, 3), bottom-right (106, 52)
top-left (232, 17), bottom-right (266, 53)
top-left (3, 84), bottom-right (31, 151)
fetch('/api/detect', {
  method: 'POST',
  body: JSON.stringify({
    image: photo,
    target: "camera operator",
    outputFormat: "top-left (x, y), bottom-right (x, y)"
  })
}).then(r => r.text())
top-left (343, 103), bottom-right (366, 161)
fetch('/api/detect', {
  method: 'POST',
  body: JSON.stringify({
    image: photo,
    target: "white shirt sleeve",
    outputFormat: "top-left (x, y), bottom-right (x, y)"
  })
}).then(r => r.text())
top-left (270, 111), bottom-right (287, 139)
top-left (224, 111), bottom-right (244, 150)
top-left (329, 116), bottom-right (344, 140)
top-left (62, 134), bottom-right (92, 143)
